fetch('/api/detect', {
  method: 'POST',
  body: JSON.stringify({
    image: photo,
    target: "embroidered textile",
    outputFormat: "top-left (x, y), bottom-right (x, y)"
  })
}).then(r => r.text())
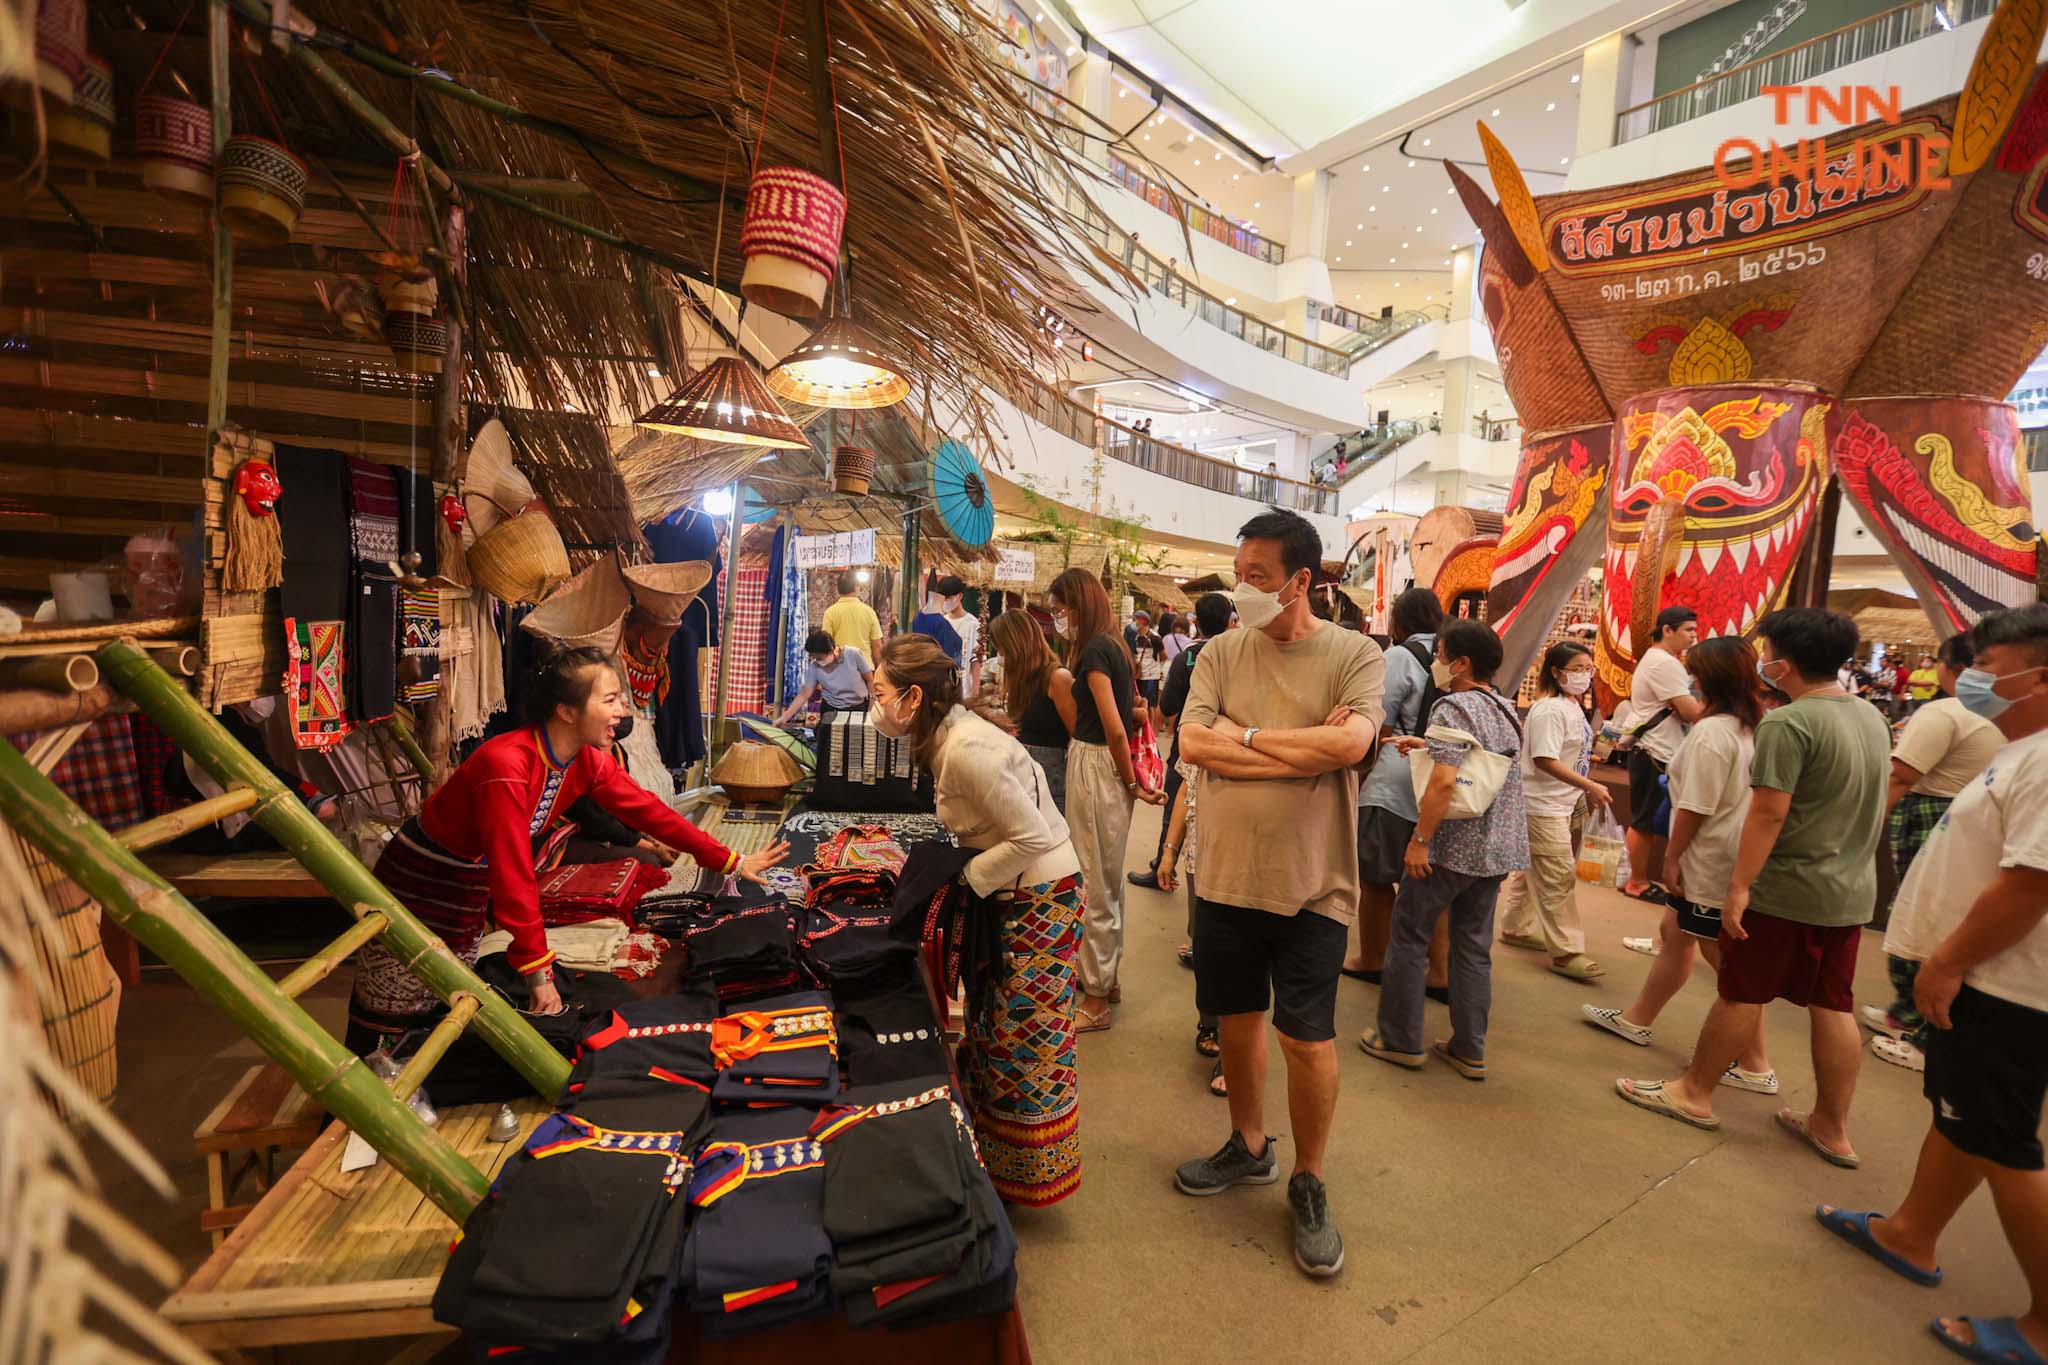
top-left (399, 585), bottom-right (441, 702)
top-left (284, 617), bottom-right (351, 750)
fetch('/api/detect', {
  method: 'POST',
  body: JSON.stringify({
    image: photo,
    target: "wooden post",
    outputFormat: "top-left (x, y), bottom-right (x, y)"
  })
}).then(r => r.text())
top-left (0, 654), bottom-right (98, 692)
top-left (94, 642), bottom-right (571, 1100)
top-left (710, 482), bottom-right (745, 751)
top-left (431, 204), bottom-right (468, 484)
top-left (205, 0), bottom-right (232, 444)
top-left (898, 508), bottom-right (922, 630)
top-left (0, 736), bottom-right (490, 1220)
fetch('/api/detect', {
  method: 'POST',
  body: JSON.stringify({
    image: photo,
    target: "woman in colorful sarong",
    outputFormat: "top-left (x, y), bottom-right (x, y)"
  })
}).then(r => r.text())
top-left (348, 646), bottom-right (789, 1050)
top-left (872, 635), bottom-right (1085, 1206)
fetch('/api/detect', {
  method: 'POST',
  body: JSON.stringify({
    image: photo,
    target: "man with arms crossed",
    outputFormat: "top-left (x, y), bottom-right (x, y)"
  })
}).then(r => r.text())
top-left (1173, 509), bottom-right (1384, 1279)
top-left (1817, 604), bottom-right (2048, 1364)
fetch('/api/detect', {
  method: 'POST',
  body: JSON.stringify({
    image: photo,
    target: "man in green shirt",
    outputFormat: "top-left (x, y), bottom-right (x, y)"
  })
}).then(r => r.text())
top-left (1619, 607), bottom-right (1890, 1167)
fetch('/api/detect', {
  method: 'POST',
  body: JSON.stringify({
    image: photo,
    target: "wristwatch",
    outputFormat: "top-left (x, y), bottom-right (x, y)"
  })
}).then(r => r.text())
top-left (1240, 725), bottom-right (1261, 749)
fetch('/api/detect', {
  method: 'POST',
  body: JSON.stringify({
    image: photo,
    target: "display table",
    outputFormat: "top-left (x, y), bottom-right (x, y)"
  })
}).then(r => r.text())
top-left (160, 797), bottom-right (1031, 1362)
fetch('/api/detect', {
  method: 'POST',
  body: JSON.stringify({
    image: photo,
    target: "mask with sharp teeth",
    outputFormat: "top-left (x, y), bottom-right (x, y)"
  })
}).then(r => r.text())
top-left (1833, 398), bottom-right (2039, 631)
top-left (1595, 385), bottom-right (1831, 705)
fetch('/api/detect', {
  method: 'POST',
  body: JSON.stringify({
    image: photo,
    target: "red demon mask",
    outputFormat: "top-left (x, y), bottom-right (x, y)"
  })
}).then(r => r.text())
top-left (234, 460), bottom-right (281, 517)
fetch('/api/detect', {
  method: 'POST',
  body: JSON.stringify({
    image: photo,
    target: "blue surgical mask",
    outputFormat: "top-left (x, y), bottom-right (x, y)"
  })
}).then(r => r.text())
top-left (1755, 657), bottom-right (1785, 688)
top-left (1956, 664), bottom-right (2045, 720)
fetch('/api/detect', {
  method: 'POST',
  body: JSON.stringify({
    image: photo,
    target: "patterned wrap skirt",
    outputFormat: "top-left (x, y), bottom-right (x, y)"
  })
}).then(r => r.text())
top-left (956, 872), bottom-right (1084, 1207)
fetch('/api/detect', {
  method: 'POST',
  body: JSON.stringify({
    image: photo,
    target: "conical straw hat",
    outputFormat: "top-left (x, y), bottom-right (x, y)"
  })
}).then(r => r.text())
top-left (709, 740), bottom-right (802, 803)
top-left (462, 419), bottom-right (536, 537)
top-left (623, 560), bottom-right (713, 625)
top-left (520, 558), bottom-right (631, 653)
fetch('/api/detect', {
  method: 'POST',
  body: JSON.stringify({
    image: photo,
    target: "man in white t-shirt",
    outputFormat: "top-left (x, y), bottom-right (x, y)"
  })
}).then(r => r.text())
top-left (936, 576), bottom-right (980, 698)
top-left (1816, 605), bottom-right (2048, 1363)
top-left (1622, 606), bottom-right (1702, 900)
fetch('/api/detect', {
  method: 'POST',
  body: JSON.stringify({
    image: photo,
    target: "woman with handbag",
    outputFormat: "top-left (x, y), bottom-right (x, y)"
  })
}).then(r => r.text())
top-left (1360, 620), bottom-right (1528, 1079)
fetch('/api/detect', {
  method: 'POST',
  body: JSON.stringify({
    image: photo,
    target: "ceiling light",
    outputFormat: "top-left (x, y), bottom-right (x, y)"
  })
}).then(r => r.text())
top-left (1117, 88), bottom-right (1126, 98)
top-left (1360, 162), bottom-right (1370, 172)
top-left (1224, 297), bottom-right (1236, 304)
top-left (1401, 241), bottom-right (1409, 248)
top-left (1560, 156), bottom-right (1570, 165)
top-left (765, 318), bottom-right (911, 410)
top-left (1388, 256), bottom-right (1396, 263)
top-left (638, 355), bottom-right (809, 446)
top-left (1545, 102), bottom-right (1556, 111)
top-left (1444, 257), bottom-right (1451, 264)
top-left (1232, 172), bottom-right (1240, 181)
top-left (1394, 282), bottom-right (1401, 288)
top-left (1381, 184), bottom-right (1390, 192)
top-left (1335, 255), bottom-right (1343, 261)
top-left (1345, 239), bottom-right (1352, 246)
top-left (1406, 160), bottom-right (1415, 168)
top-left (1253, 200), bottom-right (1260, 207)
top-left (1491, 107), bottom-right (1501, 117)
top-left (1193, 158), bottom-right (1202, 165)
top-left (1355, 222), bottom-right (1363, 229)
top-left (1143, 133), bottom-right (1151, 141)
top-left (644, 364), bottom-right (661, 377)
top-left (1422, 138), bottom-right (1432, 147)
top-left (1369, 205), bottom-right (1377, 212)
top-left (1066, 45), bottom-right (1077, 55)
top-left (1570, 73), bottom-right (1581, 84)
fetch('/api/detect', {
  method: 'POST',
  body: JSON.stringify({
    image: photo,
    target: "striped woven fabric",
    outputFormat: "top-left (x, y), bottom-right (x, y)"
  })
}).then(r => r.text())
top-left (740, 166), bottom-right (846, 276)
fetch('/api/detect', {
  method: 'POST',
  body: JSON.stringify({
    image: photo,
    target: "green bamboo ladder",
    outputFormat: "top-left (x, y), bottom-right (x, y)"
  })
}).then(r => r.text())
top-left (0, 640), bottom-right (572, 1220)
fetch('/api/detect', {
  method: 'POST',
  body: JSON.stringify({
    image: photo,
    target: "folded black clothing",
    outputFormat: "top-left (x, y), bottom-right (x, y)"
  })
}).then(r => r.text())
top-left (799, 901), bottom-right (915, 982)
top-left (677, 898), bottom-right (797, 977)
top-left (682, 1105), bottom-right (832, 1329)
top-left (849, 1130), bottom-right (1018, 1331)
top-left (560, 1084), bottom-right (712, 1142)
top-left (888, 844), bottom-right (978, 945)
top-left (563, 986), bottom-right (723, 1100)
top-left (433, 1111), bottom-right (693, 1346)
top-left (708, 989), bottom-right (839, 1104)
top-left (818, 1080), bottom-right (974, 1296)
top-left (835, 976), bottom-right (951, 1087)
top-left (392, 956), bottom-right (630, 1108)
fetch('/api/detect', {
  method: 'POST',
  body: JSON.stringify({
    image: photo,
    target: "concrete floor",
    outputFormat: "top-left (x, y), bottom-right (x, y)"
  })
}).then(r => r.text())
top-left (92, 803), bottom-right (2029, 1363)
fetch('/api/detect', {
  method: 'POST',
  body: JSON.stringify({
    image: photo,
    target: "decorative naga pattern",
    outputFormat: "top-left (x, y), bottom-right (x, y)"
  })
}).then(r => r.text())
top-left (1833, 397), bottom-right (2039, 630)
top-left (1487, 425), bottom-right (1611, 686)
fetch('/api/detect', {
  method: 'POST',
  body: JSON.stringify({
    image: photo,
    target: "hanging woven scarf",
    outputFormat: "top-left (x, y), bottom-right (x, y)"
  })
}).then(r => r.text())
top-left (275, 445), bottom-right (354, 750)
top-left (344, 457), bottom-right (401, 723)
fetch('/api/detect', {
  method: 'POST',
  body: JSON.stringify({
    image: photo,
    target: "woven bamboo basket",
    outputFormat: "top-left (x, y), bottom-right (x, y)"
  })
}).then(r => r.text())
top-left (460, 420), bottom-right (535, 536)
top-left (29, 0), bottom-right (86, 105)
top-left (2, 824), bottom-right (118, 1108)
top-left (520, 559), bottom-right (631, 653)
top-left (739, 166), bottom-right (847, 321)
top-left (710, 740), bottom-right (803, 805)
top-left (218, 135), bottom-right (308, 245)
top-left (133, 94), bottom-right (213, 203)
top-left (622, 559), bottom-right (712, 625)
top-left (42, 52), bottom-right (113, 164)
top-left (465, 493), bottom-right (569, 605)
top-left (832, 444), bottom-right (877, 495)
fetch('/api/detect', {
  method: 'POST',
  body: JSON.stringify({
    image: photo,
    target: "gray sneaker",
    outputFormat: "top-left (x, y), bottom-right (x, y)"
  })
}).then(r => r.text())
top-left (1174, 1130), bottom-right (1278, 1196)
top-left (1288, 1172), bottom-right (1345, 1277)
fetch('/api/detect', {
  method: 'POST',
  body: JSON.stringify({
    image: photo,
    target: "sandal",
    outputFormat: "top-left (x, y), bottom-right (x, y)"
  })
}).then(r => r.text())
top-left (1619, 884), bottom-right (1668, 905)
top-left (1930, 1316), bottom-right (2048, 1365)
top-left (1776, 1108), bottom-right (1860, 1168)
top-left (1872, 1034), bottom-right (1926, 1072)
top-left (1621, 936), bottom-right (1660, 956)
top-left (1177, 943), bottom-right (1195, 970)
top-left (1550, 953), bottom-right (1606, 981)
top-left (1207, 1059), bottom-right (1228, 1098)
top-left (1431, 1040), bottom-right (1486, 1081)
top-left (1358, 1028), bottom-right (1425, 1069)
top-left (1339, 965), bottom-right (1383, 983)
top-left (1498, 932), bottom-right (1547, 952)
top-left (1814, 1206), bottom-right (1941, 1286)
top-left (1195, 1024), bottom-right (1220, 1057)
top-left (1614, 1077), bottom-right (1720, 1130)
top-left (1075, 1000), bottom-right (1113, 1034)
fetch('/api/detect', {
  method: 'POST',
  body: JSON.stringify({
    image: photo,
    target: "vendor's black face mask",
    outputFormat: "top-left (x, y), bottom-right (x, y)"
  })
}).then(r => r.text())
top-left (612, 714), bottom-right (635, 741)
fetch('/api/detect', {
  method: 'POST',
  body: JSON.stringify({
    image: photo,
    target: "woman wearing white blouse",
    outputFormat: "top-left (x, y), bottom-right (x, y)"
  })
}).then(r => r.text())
top-left (872, 635), bottom-right (1085, 1207)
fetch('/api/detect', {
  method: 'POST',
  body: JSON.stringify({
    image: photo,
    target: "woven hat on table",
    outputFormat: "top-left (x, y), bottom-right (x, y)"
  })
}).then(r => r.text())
top-left (622, 560), bottom-right (712, 626)
top-left (709, 740), bottom-right (803, 804)
top-left (520, 559), bottom-right (631, 653)
top-left (461, 419), bottom-right (536, 538)
top-left (635, 356), bottom-right (809, 449)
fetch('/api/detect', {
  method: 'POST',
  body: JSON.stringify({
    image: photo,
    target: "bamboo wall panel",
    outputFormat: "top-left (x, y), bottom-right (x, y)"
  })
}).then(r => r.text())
top-left (2, 822), bottom-right (120, 1108)
top-left (0, 408), bottom-right (421, 465)
top-left (0, 359), bottom-right (435, 427)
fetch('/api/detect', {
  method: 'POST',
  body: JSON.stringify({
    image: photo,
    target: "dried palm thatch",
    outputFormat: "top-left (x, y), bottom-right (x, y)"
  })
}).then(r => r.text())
top-left (0, 824), bottom-right (211, 1365)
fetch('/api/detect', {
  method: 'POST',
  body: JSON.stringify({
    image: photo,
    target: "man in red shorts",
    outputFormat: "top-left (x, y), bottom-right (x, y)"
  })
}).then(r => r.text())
top-left (1617, 608), bottom-right (1891, 1163)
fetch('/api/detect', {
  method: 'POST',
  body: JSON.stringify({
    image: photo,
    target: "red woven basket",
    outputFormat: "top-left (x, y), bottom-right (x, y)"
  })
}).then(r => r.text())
top-left (740, 165), bottom-right (847, 320)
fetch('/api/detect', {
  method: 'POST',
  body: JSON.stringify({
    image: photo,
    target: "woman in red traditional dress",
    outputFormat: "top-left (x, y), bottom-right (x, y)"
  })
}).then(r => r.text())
top-left (348, 646), bottom-right (789, 1049)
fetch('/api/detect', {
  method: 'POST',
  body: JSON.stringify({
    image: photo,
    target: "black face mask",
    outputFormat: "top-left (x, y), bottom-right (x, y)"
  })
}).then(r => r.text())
top-left (611, 713), bottom-right (635, 741)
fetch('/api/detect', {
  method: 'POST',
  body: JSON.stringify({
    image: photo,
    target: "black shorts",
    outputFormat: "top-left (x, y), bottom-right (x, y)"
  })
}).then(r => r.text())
top-left (1357, 805), bottom-right (1414, 887)
top-left (1192, 897), bottom-right (1348, 1042)
top-left (1668, 892), bottom-right (1721, 940)
top-left (1137, 678), bottom-right (1161, 706)
top-left (1625, 748), bottom-right (1667, 834)
top-left (1924, 983), bottom-right (2048, 1171)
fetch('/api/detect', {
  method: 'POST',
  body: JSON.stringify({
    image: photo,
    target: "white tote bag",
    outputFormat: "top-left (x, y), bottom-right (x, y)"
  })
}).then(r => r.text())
top-left (1408, 689), bottom-right (1521, 820)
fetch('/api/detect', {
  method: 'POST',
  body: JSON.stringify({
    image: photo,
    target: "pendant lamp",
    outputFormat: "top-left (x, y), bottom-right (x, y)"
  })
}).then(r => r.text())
top-left (635, 355), bottom-right (809, 448)
top-left (765, 316), bottom-right (910, 409)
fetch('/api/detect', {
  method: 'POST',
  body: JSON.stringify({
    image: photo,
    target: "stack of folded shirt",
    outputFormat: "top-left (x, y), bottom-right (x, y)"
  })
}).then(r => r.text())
top-left (708, 990), bottom-right (840, 1105)
top-left (834, 976), bottom-right (952, 1087)
top-left (677, 898), bottom-right (799, 1002)
top-left (536, 858), bottom-right (672, 927)
top-left (560, 986), bottom-right (721, 1111)
top-left (797, 901), bottom-right (914, 986)
top-left (680, 1104), bottom-right (834, 1338)
top-left (815, 1080), bottom-right (1018, 1330)
top-left (432, 1095), bottom-right (704, 1359)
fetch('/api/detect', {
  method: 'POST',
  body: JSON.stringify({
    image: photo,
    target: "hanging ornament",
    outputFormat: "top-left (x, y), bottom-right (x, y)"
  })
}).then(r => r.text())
top-left (224, 456), bottom-right (284, 591)
top-left (767, 317), bottom-right (909, 409)
top-left (435, 492), bottom-right (471, 590)
top-left (31, 0), bottom-right (87, 105)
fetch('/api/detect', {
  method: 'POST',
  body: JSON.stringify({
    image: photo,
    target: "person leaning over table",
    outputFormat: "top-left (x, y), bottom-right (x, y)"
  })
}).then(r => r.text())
top-left (774, 629), bottom-right (872, 727)
top-left (870, 633), bottom-right (1085, 1207)
top-left (346, 646), bottom-right (790, 1052)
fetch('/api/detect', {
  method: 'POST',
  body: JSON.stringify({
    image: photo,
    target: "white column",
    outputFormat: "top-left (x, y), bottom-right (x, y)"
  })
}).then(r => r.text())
top-left (1447, 245), bottom-right (1476, 324)
top-left (1070, 52), bottom-right (1113, 168)
top-left (1574, 33), bottom-right (1629, 160)
top-left (1280, 169), bottom-right (1334, 339)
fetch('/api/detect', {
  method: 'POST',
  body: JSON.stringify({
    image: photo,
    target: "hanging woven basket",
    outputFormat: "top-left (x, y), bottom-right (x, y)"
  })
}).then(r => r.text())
top-left (465, 493), bottom-right (570, 605)
top-left (29, 0), bottom-right (87, 105)
top-left (832, 444), bottom-right (877, 496)
top-left (622, 559), bottom-right (713, 625)
top-left (219, 135), bottom-right (308, 244)
top-left (710, 740), bottom-right (804, 805)
top-left (376, 268), bottom-right (439, 316)
top-left (42, 52), bottom-right (112, 163)
top-left (520, 559), bottom-right (632, 654)
top-left (384, 310), bottom-right (448, 375)
top-left (739, 166), bottom-right (846, 321)
top-left (134, 93), bottom-right (214, 203)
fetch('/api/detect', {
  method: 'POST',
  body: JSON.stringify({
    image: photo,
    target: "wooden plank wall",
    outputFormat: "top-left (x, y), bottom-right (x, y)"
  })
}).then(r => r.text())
top-left (1, 156), bottom-right (440, 705)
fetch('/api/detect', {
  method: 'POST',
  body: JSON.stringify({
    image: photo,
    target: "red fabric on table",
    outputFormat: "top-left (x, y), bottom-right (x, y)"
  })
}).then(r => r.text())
top-left (536, 858), bottom-right (673, 926)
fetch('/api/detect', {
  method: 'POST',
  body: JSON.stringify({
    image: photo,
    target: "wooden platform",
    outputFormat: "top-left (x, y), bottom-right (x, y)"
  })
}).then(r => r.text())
top-left (161, 1099), bottom-right (548, 1351)
top-left (147, 851), bottom-right (330, 900)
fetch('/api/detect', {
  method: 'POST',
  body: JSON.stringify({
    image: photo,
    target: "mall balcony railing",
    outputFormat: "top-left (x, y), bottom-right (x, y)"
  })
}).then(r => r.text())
top-left (1320, 305), bottom-right (1447, 357)
top-left (1472, 415), bottom-right (1518, 443)
top-left (1011, 379), bottom-right (1341, 515)
top-left (1311, 418), bottom-right (1426, 485)
top-left (1067, 199), bottom-right (1355, 377)
top-left (1103, 153), bottom-right (1287, 264)
top-left (1614, 0), bottom-right (1997, 142)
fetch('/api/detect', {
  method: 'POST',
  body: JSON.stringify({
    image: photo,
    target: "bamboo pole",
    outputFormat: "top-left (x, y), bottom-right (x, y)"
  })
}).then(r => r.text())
top-left (388, 992), bottom-right (479, 1104)
top-left (710, 481), bottom-right (744, 751)
top-left (0, 654), bottom-right (97, 693)
top-left (0, 684), bottom-right (116, 734)
top-left (378, 714), bottom-right (435, 786)
top-left (93, 641), bottom-right (571, 1099)
top-left (0, 736), bottom-right (490, 1220)
top-left (276, 911), bottom-right (387, 999)
top-left (115, 787), bottom-right (258, 853)
top-left (205, 0), bottom-right (232, 443)
top-left (148, 645), bottom-right (200, 677)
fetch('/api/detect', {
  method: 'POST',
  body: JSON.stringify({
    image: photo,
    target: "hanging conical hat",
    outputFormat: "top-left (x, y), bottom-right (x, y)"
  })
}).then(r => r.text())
top-left (520, 558), bottom-right (631, 653)
top-left (462, 419), bottom-right (536, 537)
top-left (623, 559), bottom-right (713, 625)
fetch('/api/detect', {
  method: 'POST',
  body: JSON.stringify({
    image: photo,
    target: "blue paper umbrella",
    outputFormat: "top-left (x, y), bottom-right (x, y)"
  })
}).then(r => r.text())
top-left (929, 438), bottom-right (994, 547)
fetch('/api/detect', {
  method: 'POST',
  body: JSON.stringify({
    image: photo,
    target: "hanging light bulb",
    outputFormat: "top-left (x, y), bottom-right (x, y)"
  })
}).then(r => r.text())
top-left (635, 355), bottom-right (809, 447)
top-left (765, 317), bottom-right (911, 410)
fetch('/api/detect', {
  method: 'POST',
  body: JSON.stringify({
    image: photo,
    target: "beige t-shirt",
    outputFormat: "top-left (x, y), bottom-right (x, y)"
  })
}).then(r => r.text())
top-left (1181, 622), bottom-right (1385, 923)
top-left (1894, 697), bottom-right (2003, 798)
top-left (1630, 646), bottom-right (1692, 764)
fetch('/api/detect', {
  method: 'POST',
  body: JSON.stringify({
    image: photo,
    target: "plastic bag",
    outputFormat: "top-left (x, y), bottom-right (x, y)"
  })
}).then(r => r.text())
top-left (1133, 714), bottom-right (1165, 791)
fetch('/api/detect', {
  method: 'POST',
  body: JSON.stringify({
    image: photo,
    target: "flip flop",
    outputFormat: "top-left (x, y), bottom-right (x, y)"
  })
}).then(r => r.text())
top-left (1872, 1034), bottom-right (1926, 1072)
top-left (1621, 936), bottom-right (1660, 956)
top-left (1776, 1108), bottom-right (1860, 1168)
top-left (1075, 1004), bottom-right (1113, 1034)
top-left (1195, 1024), bottom-right (1220, 1057)
top-left (1431, 1040), bottom-right (1486, 1081)
top-left (1340, 966), bottom-right (1383, 984)
top-left (1930, 1316), bottom-right (2048, 1365)
top-left (1614, 1078), bottom-right (1720, 1130)
top-left (1498, 932), bottom-right (1547, 952)
top-left (1814, 1206), bottom-right (1941, 1286)
top-left (1207, 1059), bottom-right (1228, 1098)
top-left (1619, 885), bottom-right (1668, 905)
top-left (1550, 954), bottom-right (1606, 981)
top-left (1358, 1029), bottom-right (1425, 1069)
